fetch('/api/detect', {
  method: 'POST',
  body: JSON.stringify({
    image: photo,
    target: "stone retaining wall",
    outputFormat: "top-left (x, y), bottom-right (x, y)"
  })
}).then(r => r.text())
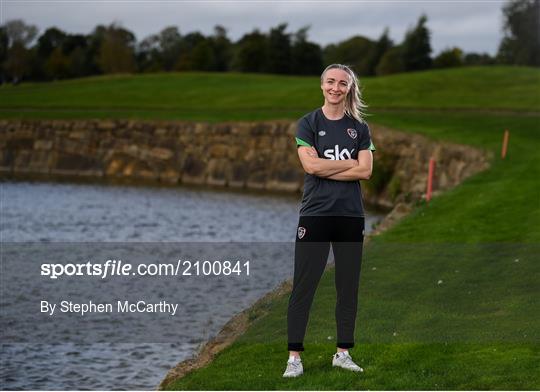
top-left (0, 119), bottom-right (490, 208)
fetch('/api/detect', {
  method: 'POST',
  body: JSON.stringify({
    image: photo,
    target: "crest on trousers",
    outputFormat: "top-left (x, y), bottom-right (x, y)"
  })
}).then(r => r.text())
top-left (347, 128), bottom-right (357, 139)
top-left (297, 227), bottom-right (306, 239)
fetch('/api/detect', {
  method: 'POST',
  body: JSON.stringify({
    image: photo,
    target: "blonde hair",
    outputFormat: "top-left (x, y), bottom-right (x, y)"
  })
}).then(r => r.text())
top-left (320, 64), bottom-right (368, 123)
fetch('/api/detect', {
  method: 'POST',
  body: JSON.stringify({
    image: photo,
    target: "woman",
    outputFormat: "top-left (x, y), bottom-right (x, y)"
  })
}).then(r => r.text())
top-left (283, 64), bottom-right (375, 378)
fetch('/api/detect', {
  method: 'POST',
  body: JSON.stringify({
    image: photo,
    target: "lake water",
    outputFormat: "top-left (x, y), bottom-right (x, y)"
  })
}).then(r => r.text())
top-left (0, 180), bottom-right (382, 390)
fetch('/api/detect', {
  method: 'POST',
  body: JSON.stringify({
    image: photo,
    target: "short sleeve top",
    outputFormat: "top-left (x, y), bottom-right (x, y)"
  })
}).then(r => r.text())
top-left (295, 108), bottom-right (376, 217)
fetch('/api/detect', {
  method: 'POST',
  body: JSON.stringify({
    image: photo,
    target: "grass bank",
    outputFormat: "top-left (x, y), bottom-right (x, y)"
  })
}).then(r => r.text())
top-left (163, 110), bottom-right (539, 389)
top-left (0, 66), bottom-right (538, 121)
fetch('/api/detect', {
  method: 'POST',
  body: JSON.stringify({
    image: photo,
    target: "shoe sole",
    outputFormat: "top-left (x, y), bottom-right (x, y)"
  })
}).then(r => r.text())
top-left (283, 373), bottom-right (303, 378)
top-left (332, 363), bottom-right (363, 372)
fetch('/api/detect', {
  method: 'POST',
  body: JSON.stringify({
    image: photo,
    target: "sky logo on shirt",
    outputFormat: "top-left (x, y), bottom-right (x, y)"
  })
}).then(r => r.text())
top-left (323, 145), bottom-right (355, 160)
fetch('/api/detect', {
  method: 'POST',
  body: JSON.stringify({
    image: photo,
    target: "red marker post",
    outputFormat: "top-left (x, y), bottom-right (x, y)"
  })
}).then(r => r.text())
top-left (501, 129), bottom-right (510, 159)
top-left (426, 157), bottom-right (436, 202)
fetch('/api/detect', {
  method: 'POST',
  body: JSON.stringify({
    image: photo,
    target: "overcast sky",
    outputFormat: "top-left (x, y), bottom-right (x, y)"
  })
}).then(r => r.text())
top-left (2, 0), bottom-right (506, 55)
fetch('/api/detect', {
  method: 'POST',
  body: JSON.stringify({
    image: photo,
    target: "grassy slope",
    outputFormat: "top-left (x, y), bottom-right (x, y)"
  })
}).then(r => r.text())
top-left (164, 111), bottom-right (539, 390)
top-left (0, 66), bottom-right (538, 121)
top-left (160, 68), bottom-right (539, 390)
top-left (3, 67), bottom-right (538, 389)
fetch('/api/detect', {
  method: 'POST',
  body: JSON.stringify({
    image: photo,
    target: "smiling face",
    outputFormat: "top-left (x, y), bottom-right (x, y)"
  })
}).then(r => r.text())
top-left (321, 68), bottom-right (351, 105)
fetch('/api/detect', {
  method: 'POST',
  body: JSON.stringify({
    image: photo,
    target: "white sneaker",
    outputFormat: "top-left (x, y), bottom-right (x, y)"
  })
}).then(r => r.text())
top-left (332, 351), bottom-right (364, 372)
top-left (282, 356), bottom-right (303, 377)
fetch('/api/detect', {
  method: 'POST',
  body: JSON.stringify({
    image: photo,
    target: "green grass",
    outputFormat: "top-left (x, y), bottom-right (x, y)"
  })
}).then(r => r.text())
top-left (158, 68), bottom-right (538, 390)
top-left (164, 342), bottom-right (539, 390)
top-left (0, 72), bottom-right (317, 121)
top-left (0, 66), bottom-right (538, 121)
top-left (368, 112), bottom-right (540, 244)
top-left (163, 111), bottom-right (540, 390)
top-left (364, 66), bottom-right (540, 111)
top-left (4, 66), bottom-right (539, 389)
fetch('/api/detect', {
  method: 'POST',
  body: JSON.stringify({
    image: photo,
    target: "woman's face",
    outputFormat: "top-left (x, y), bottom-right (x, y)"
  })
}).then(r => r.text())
top-left (321, 68), bottom-right (351, 105)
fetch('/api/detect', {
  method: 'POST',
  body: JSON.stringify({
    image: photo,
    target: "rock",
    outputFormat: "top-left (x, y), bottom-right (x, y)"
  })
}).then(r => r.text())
top-left (69, 130), bottom-right (87, 139)
top-left (208, 145), bottom-right (229, 158)
top-left (150, 147), bottom-right (174, 160)
top-left (34, 140), bottom-right (53, 150)
top-left (207, 158), bottom-right (230, 186)
top-left (160, 169), bottom-right (180, 184)
top-left (98, 120), bottom-right (116, 130)
top-left (106, 157), bottom-right (125, 176)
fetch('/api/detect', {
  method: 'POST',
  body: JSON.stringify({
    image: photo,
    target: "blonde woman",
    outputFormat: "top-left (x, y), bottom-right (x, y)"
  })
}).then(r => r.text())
top-left (283, 64), bottom-right (375, 377)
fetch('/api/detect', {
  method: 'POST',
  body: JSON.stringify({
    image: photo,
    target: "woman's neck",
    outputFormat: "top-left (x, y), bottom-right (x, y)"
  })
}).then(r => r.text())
top-left (322, 103), bottom-right (345, 120)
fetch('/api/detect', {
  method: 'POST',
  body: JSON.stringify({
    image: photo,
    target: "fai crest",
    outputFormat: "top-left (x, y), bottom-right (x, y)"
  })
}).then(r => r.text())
top-left (297, 226), bottom-right (306, 239)
top-left (347, 128), bottom-right (357, 139)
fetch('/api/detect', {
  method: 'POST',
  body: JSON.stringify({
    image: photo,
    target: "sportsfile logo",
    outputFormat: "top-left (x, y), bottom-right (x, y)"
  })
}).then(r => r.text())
top-left (323, 145), bottom-right (355, 160)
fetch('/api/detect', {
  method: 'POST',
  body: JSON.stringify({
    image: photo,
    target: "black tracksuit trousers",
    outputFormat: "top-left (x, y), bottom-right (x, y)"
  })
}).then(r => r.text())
top-left (287, 216), bottom-right (364, 352)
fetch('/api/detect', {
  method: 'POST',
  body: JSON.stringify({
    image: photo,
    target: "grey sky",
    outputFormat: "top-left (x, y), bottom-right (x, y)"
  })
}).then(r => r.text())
top-left (2, 0), bottom-right (506, 55)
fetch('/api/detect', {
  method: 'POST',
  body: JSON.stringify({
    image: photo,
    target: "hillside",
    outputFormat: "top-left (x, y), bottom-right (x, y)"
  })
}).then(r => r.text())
top-left (0, 66), bottom-right (538, 121)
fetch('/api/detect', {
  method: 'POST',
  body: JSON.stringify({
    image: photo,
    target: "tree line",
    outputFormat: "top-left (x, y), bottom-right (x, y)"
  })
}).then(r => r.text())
top-left (0, 0), bottom-right (537, 84)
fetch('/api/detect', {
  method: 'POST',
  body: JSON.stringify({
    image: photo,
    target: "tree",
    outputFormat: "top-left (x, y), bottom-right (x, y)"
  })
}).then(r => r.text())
top-left (63, 34), bottom-right (90, 77)
top-left (497, 0), bottom-right (540, 66)
top-left (35, 28), bottom-right (90, 80)
top-left (376, 45), bottom-right (405, 75)
top-left (45, 46), bottom-right (70, 78)
top-left (211, 25), bottom-right (232, 72)
top-left (433, 47), bottom-right (464, 68)
top-left (323, 35), bottom-right (375, 76)
top-left (137, 33), bottom-right (161, 72)
top-left (231, 29), bottom-right (268, 72)
top-left (36, 27), bottom-right (67, 59)
top-left (366, 27), bottom-right (393, 76)
top-left (3, 42), bottom-right (32, 82)
top-left (63, 34), bottom-right (87, 54)
top-left (3, 19), bottom-right (38, 47)
top-left (175, 31), bottom-right (205, 70)
top-left (98, 23), bottom-right (136, 74)
top-left (2, 19), bottom-right (39, 82)
top-left (266, 23), bottom-right (291, 74)
top-left (191, 38), bottom-right (216, 70)
top-left (463, 52), bottom-right (495, 66)
top-left (85, 25), bottom-right (108, 75)
top-left (290, 26), bottom-right (323, 75)
top-left (67, 46), bottom-right (89, 77)
top-left (0, 27), bottom-right (8, 82)
top-left (157, 26), bottom-right (183, 71)
top-left (402, 14), bottom-right (432, 71)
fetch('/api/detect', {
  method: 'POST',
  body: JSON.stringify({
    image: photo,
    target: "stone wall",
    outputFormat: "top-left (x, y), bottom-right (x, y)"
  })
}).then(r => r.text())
top-left (0, 119), bottom-right (490, 208)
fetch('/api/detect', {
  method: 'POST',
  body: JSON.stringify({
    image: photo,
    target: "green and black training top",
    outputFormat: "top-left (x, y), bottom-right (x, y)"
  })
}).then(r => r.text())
top-left (295, 108), bottom-right (376, 217)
